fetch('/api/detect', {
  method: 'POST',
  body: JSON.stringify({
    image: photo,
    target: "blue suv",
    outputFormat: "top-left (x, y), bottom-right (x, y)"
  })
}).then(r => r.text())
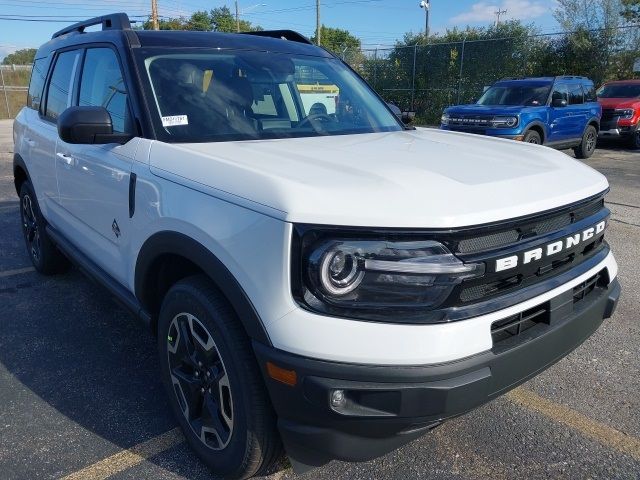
top-left (441, 76), bottom-right (601, 158)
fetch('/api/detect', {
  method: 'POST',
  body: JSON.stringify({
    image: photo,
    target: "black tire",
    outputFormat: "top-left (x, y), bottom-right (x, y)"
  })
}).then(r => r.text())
top-left (157, 275), bottom-right (282, 479)
top-left (19, 180), bottom-right (69, 275)
top-left (573, 125), bottom-right (598, 159)
top-left (523, 130), bottom-right (541, 144)
top-left (628, 128), bottom-right (640, 150)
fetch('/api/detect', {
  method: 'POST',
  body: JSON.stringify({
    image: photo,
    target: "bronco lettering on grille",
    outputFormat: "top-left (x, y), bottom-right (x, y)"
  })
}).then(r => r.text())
top-left (495, 221), bottom-right (606, 272)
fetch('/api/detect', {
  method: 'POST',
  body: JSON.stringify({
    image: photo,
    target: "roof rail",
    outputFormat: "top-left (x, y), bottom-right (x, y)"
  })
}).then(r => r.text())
top-left (52, 13), bottom-right (131, 39)
top-left (240, 30), bottom-right (313, 45)
top-left (555, 75), bottom-right (587, 80)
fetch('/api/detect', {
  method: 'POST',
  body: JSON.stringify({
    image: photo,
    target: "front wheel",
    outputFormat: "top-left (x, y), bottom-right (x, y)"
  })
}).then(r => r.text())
top-left (157, 275), bottom-right (282, 479)
top-left (574, 125), bottom-right (597, 159)
top-left (628, 128), bottom-right (640, 150)
top-left (523, 130), bottom-right (542, 144)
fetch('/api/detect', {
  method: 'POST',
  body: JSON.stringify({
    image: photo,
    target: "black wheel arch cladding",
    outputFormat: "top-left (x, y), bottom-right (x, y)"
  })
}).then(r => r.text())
top-left (135, 231), bottom-right (272, 345)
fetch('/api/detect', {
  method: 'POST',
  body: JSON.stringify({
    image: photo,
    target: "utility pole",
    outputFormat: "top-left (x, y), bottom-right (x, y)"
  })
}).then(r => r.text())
top-left (235, 0), bottom-right (240, 32)
top-left (151, 0), bottom-right (159, 30)
top-left (494, 8), bottom-right (507, 26)
top-left (316, 0), bottom-right (321, 46)
top-left (420, 0), bottom-right (430, 39)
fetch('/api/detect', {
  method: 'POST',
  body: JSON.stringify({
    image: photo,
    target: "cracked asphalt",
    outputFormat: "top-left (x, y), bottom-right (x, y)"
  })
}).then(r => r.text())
top-left (0, 119), bottom-right (638, 479)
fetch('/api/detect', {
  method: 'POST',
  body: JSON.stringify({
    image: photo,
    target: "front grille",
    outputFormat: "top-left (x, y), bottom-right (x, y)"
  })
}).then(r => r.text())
top-left (601, 108), bottom-right (624, 130)
top-left (491, 271), bottom-right (604, 349)
top-left (456, 197), bottom-right (605, 254)
top-left (449, 194), bottom-right (609, 308)
top-left (447, 115), bottom-right (493, 127)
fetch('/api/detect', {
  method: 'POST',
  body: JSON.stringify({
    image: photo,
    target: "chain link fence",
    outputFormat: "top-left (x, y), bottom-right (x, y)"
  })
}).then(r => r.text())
top-left (344, 25), bottom-right (640, 125)
top-left (0, 64), bottom-right (31, 120)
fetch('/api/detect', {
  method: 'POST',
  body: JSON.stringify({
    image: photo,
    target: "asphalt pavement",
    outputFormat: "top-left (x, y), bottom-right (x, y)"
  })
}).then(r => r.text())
top-left (0, 119), bottom-right (638, 479)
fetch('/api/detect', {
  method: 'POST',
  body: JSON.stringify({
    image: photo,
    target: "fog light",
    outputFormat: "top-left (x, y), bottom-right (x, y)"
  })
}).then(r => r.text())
top-left (330, 389), bottom-right (346, 408)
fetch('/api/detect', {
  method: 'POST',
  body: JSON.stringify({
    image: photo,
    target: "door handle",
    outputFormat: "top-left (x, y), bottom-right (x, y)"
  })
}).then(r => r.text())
top-left (56, 152), bottom-right (75, 167)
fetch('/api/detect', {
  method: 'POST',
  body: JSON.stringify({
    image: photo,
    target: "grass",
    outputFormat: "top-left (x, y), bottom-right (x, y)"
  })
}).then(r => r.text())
top-left (0, 90), bottom-right (28, 120)
top-left (0, 67), bottom-right (30, 119)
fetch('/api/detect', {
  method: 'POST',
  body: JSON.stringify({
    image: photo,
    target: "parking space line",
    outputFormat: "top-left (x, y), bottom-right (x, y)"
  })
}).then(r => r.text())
top-left (507, 387), bottom-right (640, 461)
top-left (0, 266), bottom-right (35, 278)
top-left (60, 428), bottom-right (184, 480)
top-left (0, 204), bottom-right (18, 212)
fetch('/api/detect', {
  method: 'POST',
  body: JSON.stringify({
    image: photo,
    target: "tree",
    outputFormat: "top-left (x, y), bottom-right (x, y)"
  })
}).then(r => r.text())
top-left (2, 48), bottom-right (37, 65)
top-left (142, 7), bottom-right (261, 32)
top-left (310, 25), bottom-right (361, 54)
top-left (621, 0), bottom-right (640, 20)
top-left (553, 0), bottom-right (623, 31)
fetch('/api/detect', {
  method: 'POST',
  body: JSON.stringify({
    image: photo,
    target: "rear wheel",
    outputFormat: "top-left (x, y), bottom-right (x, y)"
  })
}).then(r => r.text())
top-left (157, 275), bottom-right (282, 479)
top-left (19, 181), bottom-right (69, 274)
top-left (574, 125), bottom-right (597, 159)
top-left (523, 130), bottom-right (541, 144)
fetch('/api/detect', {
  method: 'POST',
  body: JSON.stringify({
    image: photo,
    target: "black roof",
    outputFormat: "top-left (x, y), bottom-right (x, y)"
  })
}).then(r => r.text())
top-left (36, 13), bottom-right (330, 60)
top-left (134, 30), bottom-right (330, 57)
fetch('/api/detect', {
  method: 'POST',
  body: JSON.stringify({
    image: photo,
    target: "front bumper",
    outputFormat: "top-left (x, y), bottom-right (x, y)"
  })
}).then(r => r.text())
top-left (599, 123), bottom-right (638, 138)
top-left (254, 278), bottom-right (621, 468)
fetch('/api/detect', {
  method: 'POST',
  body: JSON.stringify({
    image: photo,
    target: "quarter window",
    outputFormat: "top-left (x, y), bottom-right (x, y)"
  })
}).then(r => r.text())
top-left (45, 49), bottom-right (82, 120)
top-left (583, 84), bottom-right (597, 102)
top-left (27, 56), bottom-right (50, 111)
top-left (569, 84), bottom-right (584, 105)
top-left (79, 48), bottom-right (130, 133)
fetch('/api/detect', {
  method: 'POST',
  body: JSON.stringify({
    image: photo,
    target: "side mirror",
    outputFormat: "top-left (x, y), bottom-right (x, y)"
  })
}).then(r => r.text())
top-left (401, 111), bottom-right (416, 124)
top-left (552, 98), bottom-right (568, 108)
top-left (58, 106), bottom-right (131, 144)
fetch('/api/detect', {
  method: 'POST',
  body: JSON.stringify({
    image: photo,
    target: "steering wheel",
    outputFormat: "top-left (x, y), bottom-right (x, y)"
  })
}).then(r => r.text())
top-left (296, 113), bottom-right (334, 130)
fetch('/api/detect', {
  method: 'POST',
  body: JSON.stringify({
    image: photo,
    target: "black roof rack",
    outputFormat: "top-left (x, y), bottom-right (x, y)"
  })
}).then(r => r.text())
top-left (240, 30), bottom-right (313, 45)
top-left (51, 12), bottom-right (131, 39)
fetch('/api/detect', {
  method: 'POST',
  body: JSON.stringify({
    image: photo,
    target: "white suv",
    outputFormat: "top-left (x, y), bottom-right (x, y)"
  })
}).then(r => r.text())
top-left (13, 14), bottom-right (621, 479)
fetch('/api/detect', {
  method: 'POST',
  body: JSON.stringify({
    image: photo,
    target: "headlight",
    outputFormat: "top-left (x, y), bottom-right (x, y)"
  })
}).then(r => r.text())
top-left (296, 235), bottom-right (485, 323)
top-left (491, 115), bottom-right (519, 128)
top-left (620, 109), bottom-right (634, 119)
top-left (441, 113), bottom-right (451, 126)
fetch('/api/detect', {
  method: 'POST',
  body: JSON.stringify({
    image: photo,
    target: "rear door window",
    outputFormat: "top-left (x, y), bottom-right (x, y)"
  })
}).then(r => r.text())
top-left (45, 49), bottom-right (82, 120)
top-left (79, 48), bottom-right (131, 133)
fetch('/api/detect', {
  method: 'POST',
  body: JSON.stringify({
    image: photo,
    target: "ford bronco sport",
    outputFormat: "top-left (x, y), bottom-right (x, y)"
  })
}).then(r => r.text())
top-left (441, 76), bottom-right (601, 158)
top-left (13, 14), bottom-right (620, 479)
top-left (597, 79), bottom-right (640, 149)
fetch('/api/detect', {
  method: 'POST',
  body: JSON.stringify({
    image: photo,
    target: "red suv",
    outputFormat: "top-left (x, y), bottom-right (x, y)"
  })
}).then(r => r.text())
top-left (597, 79), bottom-right (640, 149)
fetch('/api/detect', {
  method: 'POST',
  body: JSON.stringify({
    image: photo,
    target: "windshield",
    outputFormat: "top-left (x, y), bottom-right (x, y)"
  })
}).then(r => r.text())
top-left (597, 84), bottom-right (640, 99)
top-left (135, 48), bottom-right (402, 143)
top-left (477, 83), bottom-right (551, 106)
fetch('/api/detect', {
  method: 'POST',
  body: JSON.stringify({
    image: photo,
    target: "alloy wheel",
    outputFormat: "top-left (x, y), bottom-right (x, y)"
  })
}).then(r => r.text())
top-left (167, 313), bottom-right (234, 450)
top-left (585, 131), bottom-right (596, 152)
top-left (21, 194), bottom-right (41, 263)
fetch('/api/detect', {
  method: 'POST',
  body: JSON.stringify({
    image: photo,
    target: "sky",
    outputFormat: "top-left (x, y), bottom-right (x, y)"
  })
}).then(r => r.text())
top-left (0, 0), bottom-right (562, 61)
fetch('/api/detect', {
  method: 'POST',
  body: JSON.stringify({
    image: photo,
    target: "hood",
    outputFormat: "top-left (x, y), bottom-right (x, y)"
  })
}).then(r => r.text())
top-left (445, 104), bottom-right (529, 115)
top-left (598, 97), bottom-right (640, 109)
top-left (149, 128), bottom-right (608, 229)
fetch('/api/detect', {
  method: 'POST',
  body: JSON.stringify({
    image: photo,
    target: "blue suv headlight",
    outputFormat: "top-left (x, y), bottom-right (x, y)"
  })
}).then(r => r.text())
top-left (491, 115), bottom-right (519, 128)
